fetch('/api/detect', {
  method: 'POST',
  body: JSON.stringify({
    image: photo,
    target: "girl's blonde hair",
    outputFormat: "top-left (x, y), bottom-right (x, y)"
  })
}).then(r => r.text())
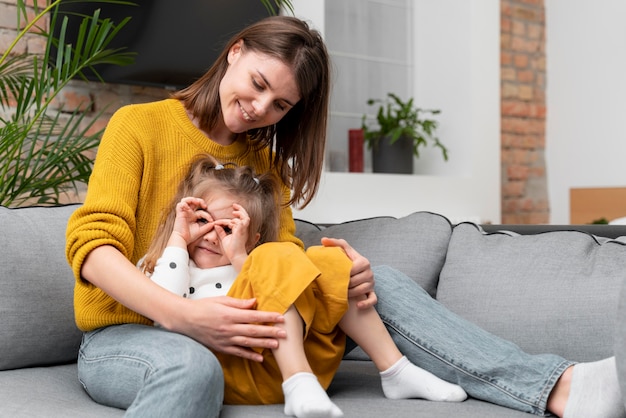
top-left (140, 154), bottom-right (280, 274)
top-left (172, 16), bottom-right (330, 209)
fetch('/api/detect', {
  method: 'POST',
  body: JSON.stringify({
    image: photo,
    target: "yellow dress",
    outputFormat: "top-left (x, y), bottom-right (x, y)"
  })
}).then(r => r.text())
top-left (218, 242), bottom-right (352, 405)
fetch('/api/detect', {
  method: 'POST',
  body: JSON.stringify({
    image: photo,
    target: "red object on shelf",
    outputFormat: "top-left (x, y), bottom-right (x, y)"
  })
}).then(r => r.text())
top-left (348, 129), bottom-right (364, 172)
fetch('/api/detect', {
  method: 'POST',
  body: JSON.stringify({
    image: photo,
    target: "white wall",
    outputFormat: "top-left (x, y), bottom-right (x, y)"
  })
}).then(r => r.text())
top-left (546, 0), bottom-right (626, 224)
top-left (291, 0), bottom-right (501, 224)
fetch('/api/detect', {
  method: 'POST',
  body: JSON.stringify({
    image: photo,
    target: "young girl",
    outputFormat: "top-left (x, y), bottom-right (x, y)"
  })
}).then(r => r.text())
top-left (139, 155), bottom-right (467, 417)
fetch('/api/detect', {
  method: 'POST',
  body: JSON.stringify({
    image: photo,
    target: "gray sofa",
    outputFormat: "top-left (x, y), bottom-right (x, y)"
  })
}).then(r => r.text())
top-left (2, 203), bottom-right (626, 417)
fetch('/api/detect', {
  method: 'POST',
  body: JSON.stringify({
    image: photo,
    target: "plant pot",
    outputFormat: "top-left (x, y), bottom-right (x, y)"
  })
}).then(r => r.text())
top-left (372, 135), bottom-right (414, 174)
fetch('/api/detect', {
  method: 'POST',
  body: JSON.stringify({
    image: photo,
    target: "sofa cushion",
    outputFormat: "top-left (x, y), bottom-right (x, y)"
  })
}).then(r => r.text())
top-left (0, 363), bottom-right (537, 418)
top-left (437, 223), bottom-right (626, 362)
top-left (0, 364), bottom-right (123, 417)
top-left (295, 212), bottom-right (453, 298)
top-left (0, 204), bottom-right (82, 370)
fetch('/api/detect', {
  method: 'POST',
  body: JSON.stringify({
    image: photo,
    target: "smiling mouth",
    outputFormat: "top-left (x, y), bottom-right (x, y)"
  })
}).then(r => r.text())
top-left (200, 247), bottom-right (220, 255)
top-left (238, 102), bottom-right (253, 122)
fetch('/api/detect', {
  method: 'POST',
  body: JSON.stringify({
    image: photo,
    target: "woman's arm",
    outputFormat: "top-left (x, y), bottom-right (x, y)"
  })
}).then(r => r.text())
top-left (82, 245), bottom-right (286, 362)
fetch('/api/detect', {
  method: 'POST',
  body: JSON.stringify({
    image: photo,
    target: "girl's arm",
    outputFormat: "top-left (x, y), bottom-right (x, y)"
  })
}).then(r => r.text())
top-left (149, 197), bottom-right (214, 295)
top-left (150, 247), bottom-right (191, 297)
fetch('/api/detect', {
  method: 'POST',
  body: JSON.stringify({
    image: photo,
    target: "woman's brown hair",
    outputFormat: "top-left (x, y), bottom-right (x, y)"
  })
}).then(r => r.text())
top-left (140, 154), bottom-right (280, 274)
top-left (173, 16), bottom-right (330, 209)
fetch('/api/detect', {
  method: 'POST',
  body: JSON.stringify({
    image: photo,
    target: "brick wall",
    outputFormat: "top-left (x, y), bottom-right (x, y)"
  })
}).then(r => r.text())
top-left (500, 0), bottom-right (548, 224)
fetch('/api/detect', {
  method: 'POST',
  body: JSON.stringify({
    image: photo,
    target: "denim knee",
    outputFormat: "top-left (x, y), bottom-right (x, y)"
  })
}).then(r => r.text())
top-left (161, 336), bottom-right (224, 392)
top-left (131, 338), bottom-right (224, 416)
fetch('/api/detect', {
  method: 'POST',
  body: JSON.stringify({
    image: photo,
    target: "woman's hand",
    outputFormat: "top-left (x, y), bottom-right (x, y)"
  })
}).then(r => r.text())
top-left (321, 237), bottom-right (377, 309)
top-left (170, 296), bottom-right (287, 363)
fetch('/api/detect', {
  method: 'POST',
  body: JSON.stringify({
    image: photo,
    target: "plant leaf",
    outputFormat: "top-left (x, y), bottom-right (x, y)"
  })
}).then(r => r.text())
top-left (0, 0), bottom-right (135, 207)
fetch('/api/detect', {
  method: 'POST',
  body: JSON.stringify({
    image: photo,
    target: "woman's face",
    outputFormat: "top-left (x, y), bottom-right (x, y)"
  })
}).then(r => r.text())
top-left (219, 41), bottom-right (301, 134)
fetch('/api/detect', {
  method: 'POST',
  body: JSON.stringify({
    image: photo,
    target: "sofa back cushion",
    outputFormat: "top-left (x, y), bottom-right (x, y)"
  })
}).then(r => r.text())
top-left (437, 223), bottom-right (626, 362)
top-left (0, 204), bottom-right (82, 370)
top-left (295, 212), bottom-right (453, 298)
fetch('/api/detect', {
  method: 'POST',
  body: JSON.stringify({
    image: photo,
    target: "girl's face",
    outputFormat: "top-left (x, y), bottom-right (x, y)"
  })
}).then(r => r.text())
top-left (187, 193), bottom-right (237, 269)
top-left (218, 41), bottom-right (301, 135)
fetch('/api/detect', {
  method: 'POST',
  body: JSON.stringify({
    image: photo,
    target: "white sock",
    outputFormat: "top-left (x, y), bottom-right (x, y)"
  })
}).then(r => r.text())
top-left (282, 372), bottom-right (344, 418)
top-left (380, 356), bottom-right (467, 402)
top-left (563, 357), bottom-right (625, 418)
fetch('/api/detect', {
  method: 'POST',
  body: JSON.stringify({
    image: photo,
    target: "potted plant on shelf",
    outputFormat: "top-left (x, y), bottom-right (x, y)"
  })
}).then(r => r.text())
top-left (361, 92), bottom-right (448, 174)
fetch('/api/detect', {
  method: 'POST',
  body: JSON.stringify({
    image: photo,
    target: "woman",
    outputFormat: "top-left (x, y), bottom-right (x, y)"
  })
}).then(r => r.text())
top-left (66, 15), bottom-right (623, 418)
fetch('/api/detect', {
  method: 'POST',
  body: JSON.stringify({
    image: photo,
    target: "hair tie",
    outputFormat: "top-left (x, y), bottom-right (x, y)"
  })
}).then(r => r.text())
top-left (215, 164), bottom-right (225, 170)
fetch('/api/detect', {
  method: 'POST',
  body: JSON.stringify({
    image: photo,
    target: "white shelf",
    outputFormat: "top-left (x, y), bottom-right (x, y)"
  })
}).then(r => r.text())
top-left (292, 171), bottom-right (499, 225)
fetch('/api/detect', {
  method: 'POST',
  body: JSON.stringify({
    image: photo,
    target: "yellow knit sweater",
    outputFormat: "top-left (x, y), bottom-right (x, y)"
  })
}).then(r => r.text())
top-left (66, 99), bottom-right (302, 331)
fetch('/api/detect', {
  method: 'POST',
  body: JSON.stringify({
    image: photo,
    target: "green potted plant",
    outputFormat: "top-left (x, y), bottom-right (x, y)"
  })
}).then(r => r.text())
top-left (361, 92), bottom-right (448, 174)
top-left (0, 0), bottom-right (136, 207)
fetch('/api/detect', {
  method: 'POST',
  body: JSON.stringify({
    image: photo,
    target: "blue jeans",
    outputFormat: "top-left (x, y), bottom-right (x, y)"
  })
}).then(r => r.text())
top-left (371, 265), bottom-right (574, 415)
top-left (78, 324), bottom-right (223, 418)
top-left (78, 267), bottom-right (572, 417)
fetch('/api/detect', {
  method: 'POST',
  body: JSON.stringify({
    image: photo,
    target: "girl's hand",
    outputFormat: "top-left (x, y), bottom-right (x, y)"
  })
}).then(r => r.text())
top-left (321, 237), bottom-right (377, 309)
top-left (171, 197), bottom-right (213, 246)
top-left (214, 203), bottom-right (253, 269)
